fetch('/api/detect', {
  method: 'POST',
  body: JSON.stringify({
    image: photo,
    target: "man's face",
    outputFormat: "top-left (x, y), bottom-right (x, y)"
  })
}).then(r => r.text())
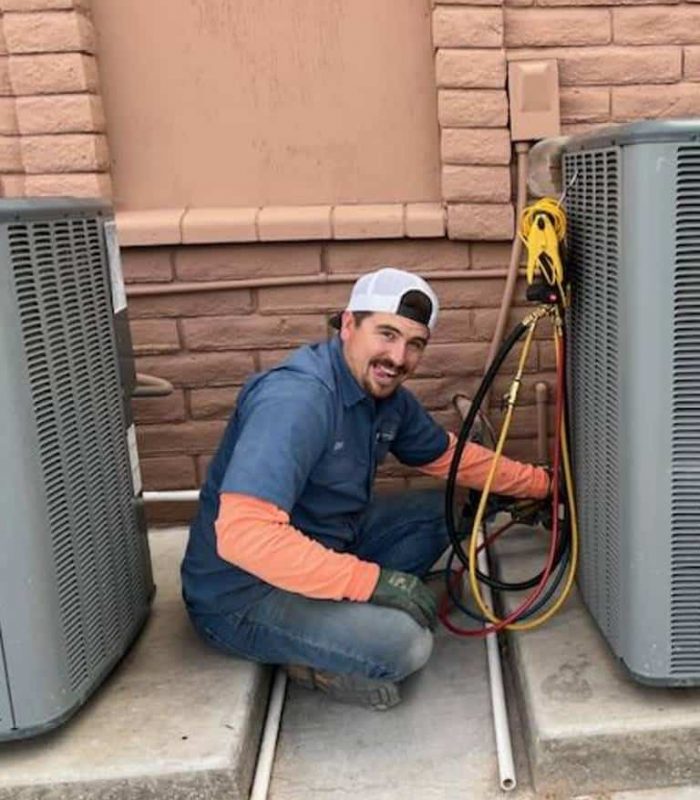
top-left (339, 311), bottom-right (429, 398)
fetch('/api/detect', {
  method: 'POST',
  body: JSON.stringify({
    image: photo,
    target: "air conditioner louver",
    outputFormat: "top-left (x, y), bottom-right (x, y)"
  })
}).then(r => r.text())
top-left (670, 145), bottom-right (700, 677)
top-left (565, 147), bottom-right (623, 651)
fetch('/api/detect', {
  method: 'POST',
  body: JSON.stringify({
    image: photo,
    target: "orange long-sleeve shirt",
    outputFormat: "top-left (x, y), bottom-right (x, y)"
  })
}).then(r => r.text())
top-left (214, 433), bottom-right (550, 602)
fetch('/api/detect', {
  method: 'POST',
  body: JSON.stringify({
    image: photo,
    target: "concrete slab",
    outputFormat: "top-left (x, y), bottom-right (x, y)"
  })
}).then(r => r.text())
top-left (268, 622), bottom-right (536, 800)
top-left (495, 528), bottom-right (700, 797)
top-left (577, 790), bottom-right (700, 800)
top-left (0, 528), bottom-right (270, 800)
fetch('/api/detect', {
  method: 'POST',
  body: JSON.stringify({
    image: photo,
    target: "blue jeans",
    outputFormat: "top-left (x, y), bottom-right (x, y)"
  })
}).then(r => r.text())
top-left (189, 490), bottom-right (448, 682)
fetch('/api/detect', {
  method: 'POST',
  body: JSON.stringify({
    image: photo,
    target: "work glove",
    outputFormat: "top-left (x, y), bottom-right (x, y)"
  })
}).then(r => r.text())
top-left (369, 569), bottom-right (437, 630)
top-left (536, 465), bottom-right (567, 531)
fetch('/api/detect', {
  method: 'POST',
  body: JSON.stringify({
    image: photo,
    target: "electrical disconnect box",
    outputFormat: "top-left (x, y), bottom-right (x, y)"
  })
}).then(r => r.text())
top-left (0, 199), bottom-right (153, 739)
top-left (563, 120), bottom-right (700, 685)
top-left (508, 60), bottom-right (560, 143)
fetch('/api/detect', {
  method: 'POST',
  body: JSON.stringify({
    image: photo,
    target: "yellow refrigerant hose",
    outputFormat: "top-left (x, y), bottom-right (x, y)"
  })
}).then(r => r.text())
top-left (466, 198), bottom-right (580, 631)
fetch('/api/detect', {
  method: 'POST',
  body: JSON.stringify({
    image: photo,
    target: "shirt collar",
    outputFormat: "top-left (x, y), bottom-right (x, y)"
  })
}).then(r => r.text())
top-left (329, 335), bottom-right (369, 408)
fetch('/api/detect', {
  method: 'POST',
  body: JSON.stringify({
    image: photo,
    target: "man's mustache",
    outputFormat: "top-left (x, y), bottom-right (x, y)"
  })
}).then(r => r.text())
top-left (370, 358), bottom-right (405, 375)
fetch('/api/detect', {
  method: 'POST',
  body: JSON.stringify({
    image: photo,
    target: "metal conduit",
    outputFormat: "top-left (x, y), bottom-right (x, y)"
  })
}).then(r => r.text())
top-left (125, 268), bottom-right (525, 298)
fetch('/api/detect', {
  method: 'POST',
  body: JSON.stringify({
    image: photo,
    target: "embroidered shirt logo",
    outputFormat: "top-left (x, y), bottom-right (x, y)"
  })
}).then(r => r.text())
top-left (333, 441), bottom-right (345, 452)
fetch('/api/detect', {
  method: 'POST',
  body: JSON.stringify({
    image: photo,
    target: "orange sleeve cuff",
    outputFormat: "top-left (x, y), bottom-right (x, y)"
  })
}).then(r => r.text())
top-left (418, 432), bottom-right (550, 499)
top-left (214, 493), bottom-right (380, 602)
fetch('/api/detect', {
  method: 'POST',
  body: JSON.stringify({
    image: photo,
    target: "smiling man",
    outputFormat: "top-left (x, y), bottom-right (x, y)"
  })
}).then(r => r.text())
top-left (181, 268), bottom-right (549, 709)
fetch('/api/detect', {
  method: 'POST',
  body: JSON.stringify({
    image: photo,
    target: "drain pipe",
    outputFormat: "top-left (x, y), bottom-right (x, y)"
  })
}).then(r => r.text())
top-left (452, 146), bottom-right (529, 792)
top-left (455, 404), bottom-right (517, 792)
top-left (249, 668), bottom-right (288, 800)
top-left (475, 536), bottom-right (517, 792)
top-left (143, 490), bottom-right (200, 503)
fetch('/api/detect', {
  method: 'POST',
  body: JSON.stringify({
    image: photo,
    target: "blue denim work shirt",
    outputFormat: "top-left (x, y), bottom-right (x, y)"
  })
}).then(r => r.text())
top-left (181, 335), bottom-right (449, 614)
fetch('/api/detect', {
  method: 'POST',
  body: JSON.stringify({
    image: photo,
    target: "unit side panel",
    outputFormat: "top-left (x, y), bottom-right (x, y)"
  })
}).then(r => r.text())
top-left (564, 146), bottom-right (624, 653)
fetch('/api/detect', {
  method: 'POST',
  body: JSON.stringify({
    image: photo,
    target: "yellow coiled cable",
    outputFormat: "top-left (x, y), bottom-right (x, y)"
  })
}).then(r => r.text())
top-left (520, 197), bottom-right (567, 296)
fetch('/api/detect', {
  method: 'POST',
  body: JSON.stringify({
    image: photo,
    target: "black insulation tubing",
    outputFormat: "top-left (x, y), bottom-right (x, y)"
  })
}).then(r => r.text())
top-left (443, 312), bottom-right (572, 607)
top-left (444, 319), bottom-right (528, 561)
top-left (444, 319), bottom-right (561, 589)
top-left (442, 525), bottom-right (571, 626)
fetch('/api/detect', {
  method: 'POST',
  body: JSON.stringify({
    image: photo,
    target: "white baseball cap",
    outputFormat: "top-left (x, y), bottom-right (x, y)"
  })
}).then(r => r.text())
top-left (330, 267), bottom-right (439, 331)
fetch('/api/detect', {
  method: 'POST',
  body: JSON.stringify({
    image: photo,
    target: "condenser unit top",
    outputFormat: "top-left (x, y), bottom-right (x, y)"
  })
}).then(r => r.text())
top-left (0, 197), bottom-right (111, 223)
top-left (564, 118), bottom-right (700, 152)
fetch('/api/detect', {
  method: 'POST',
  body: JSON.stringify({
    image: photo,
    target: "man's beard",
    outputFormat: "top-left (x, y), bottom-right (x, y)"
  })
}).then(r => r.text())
top-left (363, 358), bottom-right (406, 397)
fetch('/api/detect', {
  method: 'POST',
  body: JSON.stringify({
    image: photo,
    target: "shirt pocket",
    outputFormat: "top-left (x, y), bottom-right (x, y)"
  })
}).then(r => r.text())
top-left (374, 419), bottom-right (400, 465)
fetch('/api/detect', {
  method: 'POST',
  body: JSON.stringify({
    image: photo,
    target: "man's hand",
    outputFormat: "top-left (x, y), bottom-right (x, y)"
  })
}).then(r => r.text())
top-left (369, 569), bottom-right (437, 630)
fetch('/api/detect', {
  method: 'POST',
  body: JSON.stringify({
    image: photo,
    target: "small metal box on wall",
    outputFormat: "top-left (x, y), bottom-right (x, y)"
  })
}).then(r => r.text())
top-left (0, 199), bottom-right (153, 739)
top-left (563, 120), bottom-right (700, 685)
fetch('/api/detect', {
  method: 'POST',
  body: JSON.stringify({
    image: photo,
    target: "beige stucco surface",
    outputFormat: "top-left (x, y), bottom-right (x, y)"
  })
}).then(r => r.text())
top-left (91, 0), bottom-right (441, 211)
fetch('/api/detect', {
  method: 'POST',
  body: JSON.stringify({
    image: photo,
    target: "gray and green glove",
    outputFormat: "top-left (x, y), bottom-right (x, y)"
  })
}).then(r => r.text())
top-left (369, 569), bottom-right (437, 630)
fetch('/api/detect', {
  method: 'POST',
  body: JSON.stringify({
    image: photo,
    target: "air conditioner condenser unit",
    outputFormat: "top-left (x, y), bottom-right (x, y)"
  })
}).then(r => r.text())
top-left (0, 198), bottom-right (154, 739)
top-left (563, 120), bottom-right (700, 685)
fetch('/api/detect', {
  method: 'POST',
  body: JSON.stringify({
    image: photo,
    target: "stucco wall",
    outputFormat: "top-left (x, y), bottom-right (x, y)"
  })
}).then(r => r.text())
top-left (89, 0), bottom-right (442, 210)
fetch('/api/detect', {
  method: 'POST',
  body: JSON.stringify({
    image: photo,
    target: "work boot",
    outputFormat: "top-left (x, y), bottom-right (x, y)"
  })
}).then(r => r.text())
top-left (285, 665), bottom-right (401, 711)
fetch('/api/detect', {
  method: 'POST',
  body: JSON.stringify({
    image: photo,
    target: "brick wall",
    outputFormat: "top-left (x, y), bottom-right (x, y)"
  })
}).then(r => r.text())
top-left (0, 0), bottom-right (110, 197)
top-left (435, 0), bottom-right (700, 244)
top-left (434, 3), bottom-right (514, 241)
top-left (502, 0), bottom-right (700, 134)
top-left (126, 239), bottom-right (556, 523)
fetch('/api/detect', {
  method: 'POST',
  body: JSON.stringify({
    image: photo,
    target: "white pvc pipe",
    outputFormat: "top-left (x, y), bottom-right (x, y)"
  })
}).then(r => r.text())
top-left (473, 529), bottom-right (517, 792)
top-left (142, 490), bottom-right (200, 503)
top-left (453, 392), bottom-right (517, 793)
top-left (142, 496), bottom-right (289, 800)
top-left (250, 668), bottom-right (288, 800)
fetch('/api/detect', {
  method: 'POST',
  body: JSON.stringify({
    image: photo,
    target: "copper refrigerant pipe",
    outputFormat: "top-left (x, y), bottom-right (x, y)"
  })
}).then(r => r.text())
top-left (125, 269), bottom-right (524, 297)
top-left (482, 143), bottom-right (530, 396)
top-left (535, 381), bottom-right (549, 464)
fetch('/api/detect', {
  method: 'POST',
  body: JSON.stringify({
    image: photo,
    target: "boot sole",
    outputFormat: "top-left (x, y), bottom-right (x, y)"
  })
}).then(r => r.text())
top-left (286, 666), bottom-right (401, 711)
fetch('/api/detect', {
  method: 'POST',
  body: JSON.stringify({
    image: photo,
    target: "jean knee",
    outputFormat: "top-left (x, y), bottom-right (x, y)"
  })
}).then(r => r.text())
top-left (387, 622), bottom-right (433, 682)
